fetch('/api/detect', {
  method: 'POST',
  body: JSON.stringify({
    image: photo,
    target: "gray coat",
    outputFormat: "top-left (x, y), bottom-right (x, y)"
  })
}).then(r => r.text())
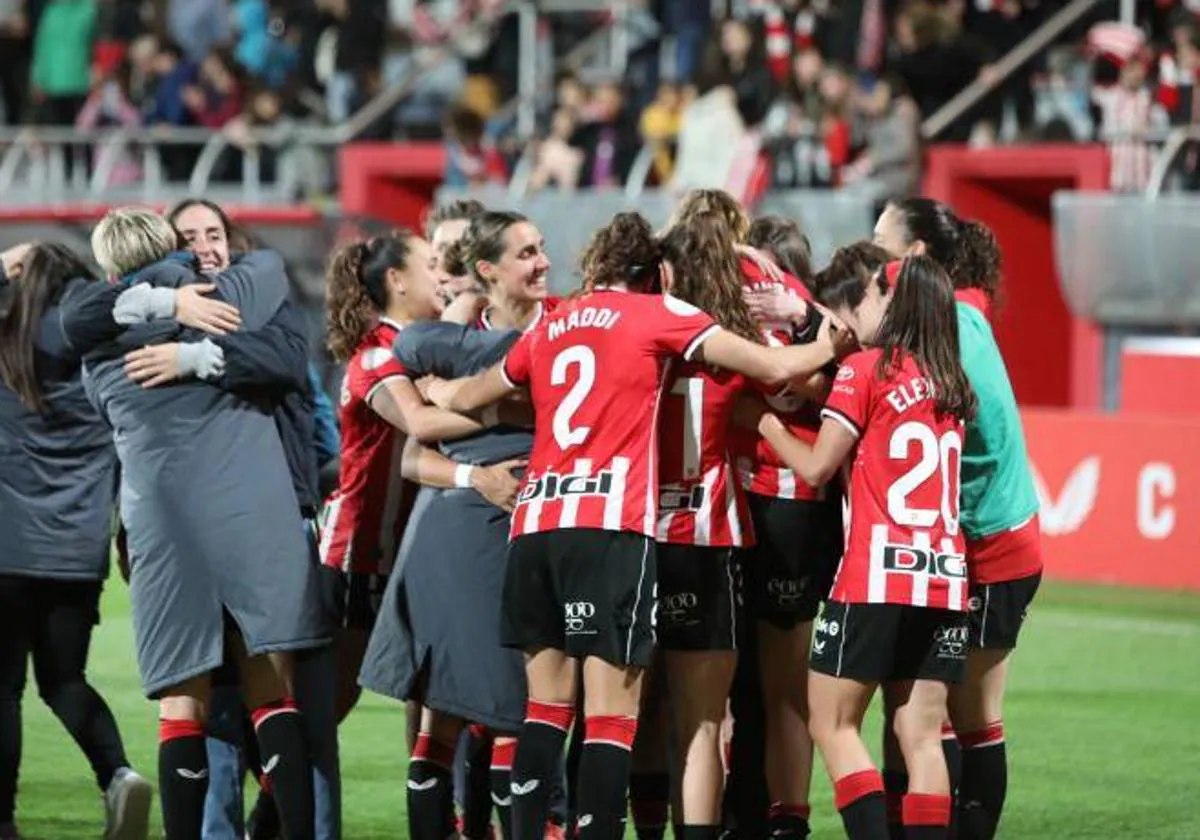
top-left (359, 322), bottom-right (531, 732)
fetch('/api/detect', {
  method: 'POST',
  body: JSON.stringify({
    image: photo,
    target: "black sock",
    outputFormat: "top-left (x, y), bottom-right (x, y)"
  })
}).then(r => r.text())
top-left (490, 737), bottom-right (516, 840)
top-left (44, 681), bottom-right (129, 791)
top-left (903, 793), bottom-right (951, 840)
top-left (676, 825), bottom-right (721, 840)
top-left (158, 719), bottom-right (208, 840)
top-left (882, 768), bottom-right (908, 840)
top-left (958, 723), bottom-right (1007, 840)
top-left (0, 696), bottom-right (21, 823)
top-left (564, 706), bottom-right (585, 827)
top-left (463, 726), bottom-right (494, 839)
top-left (252, 698), bottom-right (314, 840)
top-left (574, 716), bottom-right (637, 840)
top-left (408, 733), bottom-right (457, 840)
top-left (512, 701), bottom-right (574, 840)
top-left (834, 770), bottom-right (889, 840)
top-left (767, 802), bottom-right (811, 839)
top-left (629, 771), bottom-right (669, 840)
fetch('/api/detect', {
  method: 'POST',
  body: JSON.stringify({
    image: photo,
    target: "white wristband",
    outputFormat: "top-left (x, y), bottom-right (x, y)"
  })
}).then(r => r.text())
top-left (454, 464), bottom-right (475, 489)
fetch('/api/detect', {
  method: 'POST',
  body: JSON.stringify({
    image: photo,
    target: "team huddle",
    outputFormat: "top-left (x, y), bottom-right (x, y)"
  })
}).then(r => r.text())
top-left (0, 188), bottom-right (1042, 840)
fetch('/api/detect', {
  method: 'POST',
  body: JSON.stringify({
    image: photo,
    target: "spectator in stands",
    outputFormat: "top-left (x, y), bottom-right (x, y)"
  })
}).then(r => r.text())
top-left (443, 104), bottom-right (497, 187)
top-left (0, 0), bottom-right (29, 125)
top-left (571, 80), bottom-right (639, 188)
top-left (659, 0), bottom-right (713, 84)
top-left (75, 57), bottom-right (142, 185)
top-left (183, 47), bottom-right (244, 128)
top-left (167, 0), bottom-right (233, 64)
top-left (672, 76), bottom-right (748, 191)
top-left (704, 16), bottom-right (775, 128)
top-left (325, 0), bottom-right (386, 123)
top-left (892, 1), bottom-right (984, 142)
top-left (528, 106), bottom-right (584, 193)
top-left (145, 39), bottom-right (197, 127)
top-left (639, 82), bottom-right (685, 183)
top-left (839, 73), bottom-right (922, 206)
top-left (30, 0), bottom-right (97, 129)
top-left (233, 0), bottom-right (270, 78)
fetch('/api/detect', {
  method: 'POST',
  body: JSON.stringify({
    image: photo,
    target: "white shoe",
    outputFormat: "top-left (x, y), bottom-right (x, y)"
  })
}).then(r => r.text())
top-left (103, 767), bottom-right (152, 840)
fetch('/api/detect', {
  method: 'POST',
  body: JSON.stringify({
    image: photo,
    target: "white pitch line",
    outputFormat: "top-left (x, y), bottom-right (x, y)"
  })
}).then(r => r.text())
top-left (1033, 610), bottom-right (1200, 638)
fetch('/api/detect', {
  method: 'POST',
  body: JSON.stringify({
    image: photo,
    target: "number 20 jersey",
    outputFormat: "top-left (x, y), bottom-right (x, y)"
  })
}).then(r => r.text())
top-left (501, 290), bottom-right (718, 540)
top-left (821, 349), bottom-right (968, 610)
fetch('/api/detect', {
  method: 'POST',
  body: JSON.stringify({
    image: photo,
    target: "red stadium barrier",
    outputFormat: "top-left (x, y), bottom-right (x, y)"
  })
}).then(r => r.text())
top-left (924, 144), bottom-right (1109, 411)
top-left (339, 142), bottom-right (447, 232)
top-left (1024, 408), bottom-right (1200, 591)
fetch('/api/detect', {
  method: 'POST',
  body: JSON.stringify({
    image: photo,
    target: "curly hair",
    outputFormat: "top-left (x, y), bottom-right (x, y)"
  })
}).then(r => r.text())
top-left (670, 189), bottom-right (751, 243)
top-left (661, 215), bottom-right (762, 343)
top-left (325, 232), bottom-right (417, 363)
top-left (577, 212), bottom-right (662, 293)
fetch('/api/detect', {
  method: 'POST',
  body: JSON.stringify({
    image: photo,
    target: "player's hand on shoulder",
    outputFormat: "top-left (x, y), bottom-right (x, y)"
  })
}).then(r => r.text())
top-left (441, 290), bottom-right (486, 325)
top-left (471, 458), bottom-right (528, 512)
top-left (175, 283), bottom-right (242, 335)
top-left (423, 376), bottom-right (453, 409)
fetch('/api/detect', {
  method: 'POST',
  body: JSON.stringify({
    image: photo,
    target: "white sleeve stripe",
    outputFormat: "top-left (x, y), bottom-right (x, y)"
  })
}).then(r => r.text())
top-left (683, 324), bottom-right (721, 362)
top-left (499, 361), bottom-right (522, 390)
top-left (821, 407), bottom-right (861, 438)
top-left (365, 374), bottom-right (410, 404)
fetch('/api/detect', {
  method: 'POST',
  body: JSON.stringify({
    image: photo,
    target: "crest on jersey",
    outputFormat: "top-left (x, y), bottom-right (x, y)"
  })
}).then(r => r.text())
top-left (836, 366), bottom-right (855, 381)
top-left (663, 294), bottom-right (702, 317)
top-left (361, 347), bottom-right (393, 371)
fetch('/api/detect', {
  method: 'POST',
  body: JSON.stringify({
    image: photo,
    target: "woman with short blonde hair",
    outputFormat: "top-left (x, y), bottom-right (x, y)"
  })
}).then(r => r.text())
top-left (90, 207), bottom-right (178, 279)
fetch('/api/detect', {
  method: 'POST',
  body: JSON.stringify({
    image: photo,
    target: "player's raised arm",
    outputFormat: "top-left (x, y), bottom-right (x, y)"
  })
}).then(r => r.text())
top-left (693, 315), bottom-right (845, 387)
top-left (759, 414), bottom-right (856, 489)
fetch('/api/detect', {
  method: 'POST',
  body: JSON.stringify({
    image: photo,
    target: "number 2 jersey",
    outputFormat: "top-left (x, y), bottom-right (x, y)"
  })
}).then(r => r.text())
top-left (821, 348), bottom-right (968, 610)
top-left (501, 290), bottom-right (718, 540)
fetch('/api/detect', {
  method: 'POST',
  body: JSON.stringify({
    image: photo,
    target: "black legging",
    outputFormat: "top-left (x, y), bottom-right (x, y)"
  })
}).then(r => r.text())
top-left (0, 575), bottom-right (130, 822)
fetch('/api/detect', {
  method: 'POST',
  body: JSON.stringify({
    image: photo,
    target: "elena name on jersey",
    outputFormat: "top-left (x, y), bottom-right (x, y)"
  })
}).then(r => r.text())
top-left (822, 349), bottom-right (968, 611)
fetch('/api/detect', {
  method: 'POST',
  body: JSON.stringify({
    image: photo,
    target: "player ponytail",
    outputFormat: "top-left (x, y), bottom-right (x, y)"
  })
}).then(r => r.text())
top-left (747, 215), bottom-right (814, 291)
top-left (660, 214), bottom-right (761, 343)
top-left (670, 188), bottom-right (751, 243)
top-left (325, 233), bottom-right (417, 362)
top-left (952, 217), bottom-right (1002, 302)
top-left (578, 211), bottom-right (662, 294)
top-left (874, 255), bottom-right (977, 423)
top-left (0, 243), bottom-right (98, 413)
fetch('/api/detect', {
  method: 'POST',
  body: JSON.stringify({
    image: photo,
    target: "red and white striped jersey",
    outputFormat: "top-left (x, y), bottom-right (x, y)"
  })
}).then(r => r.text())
top-left (319, 318), bottom-right (415, 575)
top-left (821, 349), bottom-right (968, 610)
top-left (656, 362), bottom-right (753, 547)
top-left (734, 258), bottom-right (827, 501)
top-left (477, 296), bottom-right (561, 333)
top-left (501, 290), bottom-right (718, 539)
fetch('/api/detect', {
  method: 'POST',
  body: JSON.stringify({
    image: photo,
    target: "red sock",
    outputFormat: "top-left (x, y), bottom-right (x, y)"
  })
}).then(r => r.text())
top-left (525, 699), bottom-right (575, 732)
top-left (834, 769), bottom-right (884, 811)
top-left (958, 720), bottom-right (1005, 750)
top-left (250, 696), bottom-right (299, 730)
top-left (833, 770), bottom-right (887, 839)
top-left (411, 732), bottom-right (456, 771)
top-left (158, 718), bottom-right (205, 743)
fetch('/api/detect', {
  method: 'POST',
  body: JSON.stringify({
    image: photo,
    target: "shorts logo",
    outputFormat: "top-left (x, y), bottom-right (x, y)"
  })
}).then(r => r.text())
top-left (658, 484), bottom-right (706, 512)
top-left (968, 596), bottom-right (983, 613)
top-left (564, 601), bottom-right (596, 634)
top-left (521, 470), bottom-right (615, 504)
top-left (882, 543), bottom-right (967, 579)
top-left (935, 624), bottom-right (969, 659)
top-left (814, 616), bottom-right (840, 638)
top-left (658, 592), bottom-right (698, 626)
top-left (767, 577), bottom-right (805, 607)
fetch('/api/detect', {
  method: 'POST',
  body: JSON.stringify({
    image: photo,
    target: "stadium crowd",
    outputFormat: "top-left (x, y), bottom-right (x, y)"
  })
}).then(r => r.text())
top-left (1, 183), bottom-right (1044, 840)
top-left (2, 1), bottom-right (1200, 194)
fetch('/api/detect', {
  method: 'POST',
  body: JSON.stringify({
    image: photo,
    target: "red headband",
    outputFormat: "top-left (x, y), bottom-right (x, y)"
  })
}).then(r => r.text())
top-left (883, 260), bottom-right (902, 289)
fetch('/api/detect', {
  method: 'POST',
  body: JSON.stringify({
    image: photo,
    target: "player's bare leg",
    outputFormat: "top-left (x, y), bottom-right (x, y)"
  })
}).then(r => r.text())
top-left (630, 660), bottom-right (670, 840)
top-left (758, 621), bottom-right (815, 836)
top-left (807, 672), bottom-right (886, 840)
top-left (948, 648), bottom-right (1011, 840)
top-left (158, 674), bottom-right (214, 840)
top-left (511, 648), bottom-right (578, 840)
top-left (408, 706), bottom-right (466, 840)
top-left (667, 650), bottom-right (737, 840)
top-left (891, 679), bottom-right (954, 839)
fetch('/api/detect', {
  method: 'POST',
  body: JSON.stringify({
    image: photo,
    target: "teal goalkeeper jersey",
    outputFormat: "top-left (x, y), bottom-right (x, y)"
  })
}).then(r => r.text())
top-left (957, 302), bottom-right (1041, 539)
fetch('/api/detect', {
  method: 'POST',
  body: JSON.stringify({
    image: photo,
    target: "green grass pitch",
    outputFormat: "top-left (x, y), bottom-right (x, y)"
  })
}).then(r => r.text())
top-left (9, 579), bottom-right (1200, 839)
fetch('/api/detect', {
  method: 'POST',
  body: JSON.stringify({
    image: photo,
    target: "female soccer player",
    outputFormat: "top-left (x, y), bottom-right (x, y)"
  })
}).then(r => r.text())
top-left (320, 231), bottom-right (494, 726)
top-left (76, 208), bottom-right (323, 840)
top-left (424, 211), bottom-right (844, 840)
top-left (0, 243), bottom-right (152, 840)
top-left (759, 252), bottom-right (976, 840)
top-left (461, 210), bottom-right (558, 333)
top-left (874, 198), bottom-right (1042, 840)
top-left (675, 190), bottom-right (836, 840)
top-left (652, 216), bottom-right (762, 840)
top-left (162, 197), bottom-right (343, 840)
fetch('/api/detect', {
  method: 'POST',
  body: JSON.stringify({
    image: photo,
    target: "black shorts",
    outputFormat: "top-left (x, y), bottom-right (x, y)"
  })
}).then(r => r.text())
top-left (656, 544), bottom-right (739, 652)
top-left (344, 571), bottom-right (388, 632)
top-left (742, 494), bottom-right (842, 629)
top-left (501, 528), bottom-right (657, 668)
top-left (809, 600), bottom-right (969, 684)
top-left (968, 572), bottom-right (1041, 650)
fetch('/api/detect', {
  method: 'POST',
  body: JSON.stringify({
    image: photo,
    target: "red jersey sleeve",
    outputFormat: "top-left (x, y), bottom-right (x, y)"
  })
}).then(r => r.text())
top-left (651, 294), bottom-right (719, 361)
top-left (346, 346), bottom-right (410, 404)
top-left (821, 351), bottom-right (874, 437)
top-left (501, 329), bottom-right (534, 387)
